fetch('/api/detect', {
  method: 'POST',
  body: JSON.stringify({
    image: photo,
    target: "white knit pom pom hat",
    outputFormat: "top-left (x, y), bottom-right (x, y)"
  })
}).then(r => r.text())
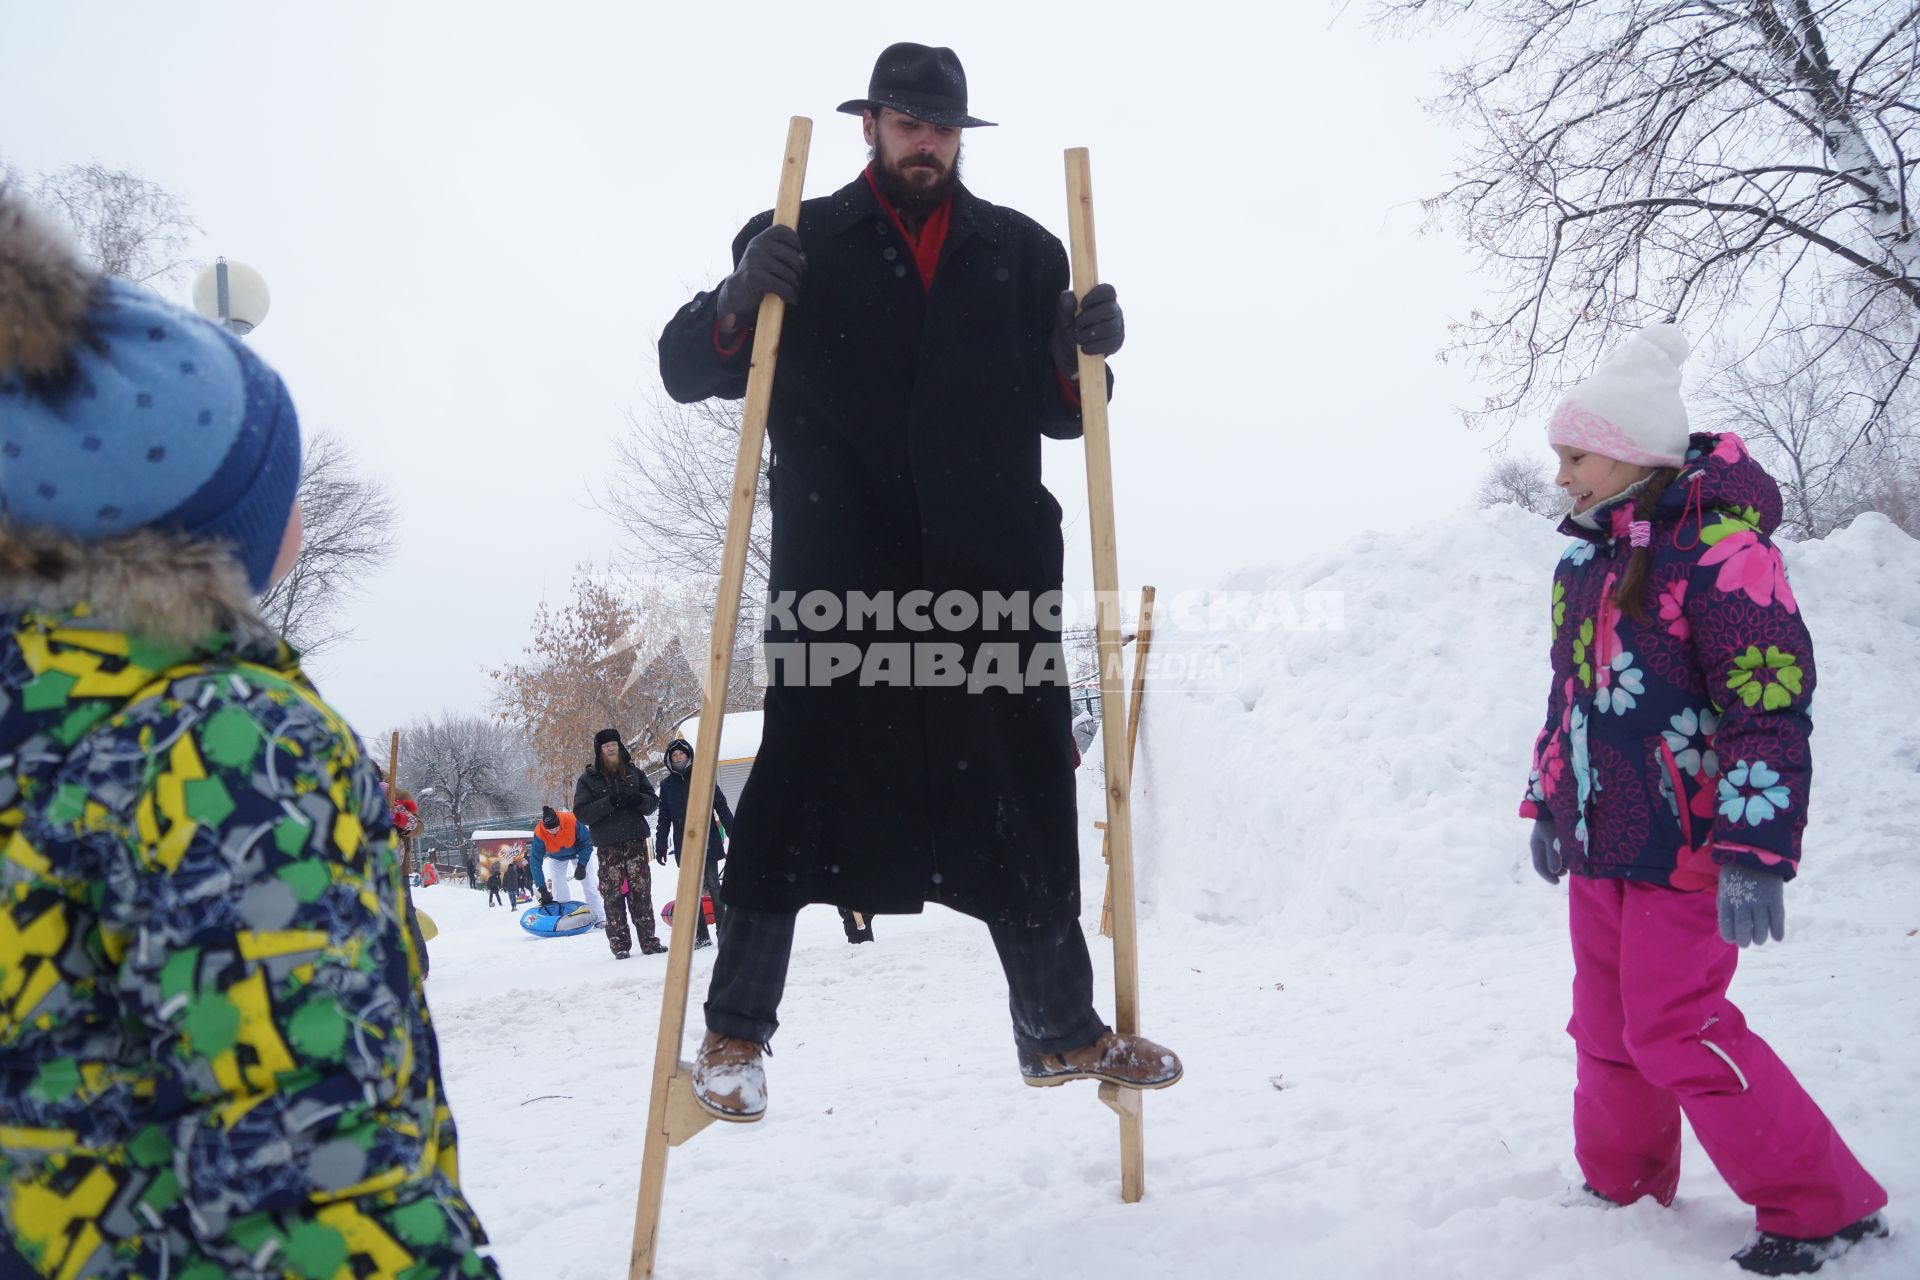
top-left (1547, 324), bottom-right (1691, 467)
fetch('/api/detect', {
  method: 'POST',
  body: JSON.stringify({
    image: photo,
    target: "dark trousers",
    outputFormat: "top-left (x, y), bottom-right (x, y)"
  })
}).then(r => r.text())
top-left (487, 884), bottom-right (503, 906)
top-left (838, 907), bottom-right (875, 943)
top-left (692, 851), bottom-right (727, 943)
top-left (705, 906), bottom-right (1107, 1054)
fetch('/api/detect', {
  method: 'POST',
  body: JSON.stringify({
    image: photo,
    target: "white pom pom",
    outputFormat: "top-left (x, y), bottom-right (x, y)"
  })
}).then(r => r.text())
top-left (1636, 323), bottom-right (1691, 368)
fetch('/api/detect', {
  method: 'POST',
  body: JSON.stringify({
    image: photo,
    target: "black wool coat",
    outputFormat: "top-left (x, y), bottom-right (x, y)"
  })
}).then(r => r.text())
top-left (573, 746), bottom-right (659, 848)
top-left (657, 766), bottom-right (737, 865)
top-left (658, 172), bottom-right (1097, 927)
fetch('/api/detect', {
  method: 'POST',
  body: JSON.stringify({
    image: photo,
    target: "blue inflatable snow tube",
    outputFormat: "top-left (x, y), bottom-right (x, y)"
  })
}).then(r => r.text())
top-left (519, 900), bottom-right (595, 939)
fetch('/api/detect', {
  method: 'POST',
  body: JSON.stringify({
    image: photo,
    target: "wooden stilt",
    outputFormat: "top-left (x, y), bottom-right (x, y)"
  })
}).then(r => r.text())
top-left (1064, 148), bottom-right (1148, 1204)
top-left (628, 116), bottom-right (812, 1280)
top-left (1093, 822), bottom-right (1113, 937)
top-left (1098, 587), bottom-right (1156, 939)
top-left (387, 731), bottom-right (407, 876)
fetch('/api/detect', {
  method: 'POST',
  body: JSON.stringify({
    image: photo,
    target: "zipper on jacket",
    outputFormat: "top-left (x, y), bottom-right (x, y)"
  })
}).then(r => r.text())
top-left (1594, 571), bottom-right (1617, 671)
top-left (1658, 740), bottom-right (1696, 854)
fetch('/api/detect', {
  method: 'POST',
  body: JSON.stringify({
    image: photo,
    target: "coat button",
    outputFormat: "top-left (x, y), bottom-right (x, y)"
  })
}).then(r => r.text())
top-left (883, 246), bottom-right (898, 260)
top-left (894, 265), bottom-right (908, 278)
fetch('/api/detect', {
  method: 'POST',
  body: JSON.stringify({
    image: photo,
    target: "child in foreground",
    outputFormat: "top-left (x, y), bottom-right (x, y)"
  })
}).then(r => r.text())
top-left (1521, 324), bottom-right (1889, 1275)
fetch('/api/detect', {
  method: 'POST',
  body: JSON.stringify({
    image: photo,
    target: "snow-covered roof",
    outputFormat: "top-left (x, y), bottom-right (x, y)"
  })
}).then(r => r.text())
top-left (674, 709), bottom-right (764, 762)
top-left (469, 829), bottom-right (533, 842)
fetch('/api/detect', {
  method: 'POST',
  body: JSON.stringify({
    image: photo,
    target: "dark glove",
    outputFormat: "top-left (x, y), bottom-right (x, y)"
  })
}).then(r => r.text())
top-left (655, 848), bottom-right (669, 866)
top-left (1717, 864), bottom-right (1786, 946)
top-left (716, 224), bottom-right (805, 325)
top-left (572, 862), bottom-right (587, 882)
top-left (538, 886), bottom-right (554, 907)
top-left (1050, 282), bottom-right (1124, 378)
top-left (1529, 816), bottom-right (1563, 885)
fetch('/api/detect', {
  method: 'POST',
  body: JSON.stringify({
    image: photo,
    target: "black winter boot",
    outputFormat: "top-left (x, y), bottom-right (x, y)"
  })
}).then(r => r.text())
top-left (1732, 1214), bottom-right (1888, 1275)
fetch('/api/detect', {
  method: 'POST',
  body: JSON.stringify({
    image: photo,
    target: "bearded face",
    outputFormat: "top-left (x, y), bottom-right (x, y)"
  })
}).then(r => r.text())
top-left (866, 108), bottom-right (963, 214)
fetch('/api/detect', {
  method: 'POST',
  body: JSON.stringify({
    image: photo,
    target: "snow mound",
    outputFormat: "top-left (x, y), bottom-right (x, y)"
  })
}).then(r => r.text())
top-left (1132, 505), bottom-right (1920, 935)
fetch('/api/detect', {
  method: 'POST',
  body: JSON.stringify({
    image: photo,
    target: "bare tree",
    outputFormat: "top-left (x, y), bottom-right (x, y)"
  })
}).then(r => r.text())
top-left (5, 158), bottom-right (201, 285)
top-left (1475, 452), bottom-right (1565, 515)
top-left (1703, 329), bottom-right (1917, 536)
top-left (599, 393), bottom-right (772, 600)
top-left (395, 714), bottom-right (531, 853)
top-left (1863, 451), bottom-right (1920, 537)
top-left (491, 570), bottom-right (761, 802)
top-left (258, 429), bottom-right (399, 654)
top-left (1380, 1), bottom-right (1920, 437)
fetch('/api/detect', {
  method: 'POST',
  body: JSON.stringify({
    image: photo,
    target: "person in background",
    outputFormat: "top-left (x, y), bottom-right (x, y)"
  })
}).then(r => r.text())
top-left (486, 857), bottom-right (506, 908)
top-left (574, 729), bottom-right (664, 959)
top-left (0, 186), bottom-right (495, 1277)
top-left (653, 737), bottom-right (732, 950)
top-left (530, 805), bottom-right (603, 923)
top-left (391, 784), bottom-right (421, 860)
top-left (1071, 707), bottom-right (1099, 766)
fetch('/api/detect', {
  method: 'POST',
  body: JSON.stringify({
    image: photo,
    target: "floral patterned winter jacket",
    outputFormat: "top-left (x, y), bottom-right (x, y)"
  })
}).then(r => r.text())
top-left (1520, 432), bottom-right (1814, 889)
top-left (0, 532), bottom-right (495, 1278)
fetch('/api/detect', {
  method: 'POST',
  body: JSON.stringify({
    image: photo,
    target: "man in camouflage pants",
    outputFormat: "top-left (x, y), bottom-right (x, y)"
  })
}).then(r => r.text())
top-left (573, 728), bottom-right (666, 958)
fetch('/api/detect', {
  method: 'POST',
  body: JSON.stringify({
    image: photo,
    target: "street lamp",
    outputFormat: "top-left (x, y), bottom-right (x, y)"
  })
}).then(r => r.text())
top-left (190, 257), bottom-right (270, 336)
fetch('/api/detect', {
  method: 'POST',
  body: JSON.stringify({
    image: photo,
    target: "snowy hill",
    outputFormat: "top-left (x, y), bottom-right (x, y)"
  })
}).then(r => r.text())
top-left (423, 506), bottom-right (1918, 1279)
top-left (1134, 505), bottom-right (1920, 937)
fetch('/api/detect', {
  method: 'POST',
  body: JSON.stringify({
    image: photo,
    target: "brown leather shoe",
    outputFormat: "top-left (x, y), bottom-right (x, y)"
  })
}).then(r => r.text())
top-left (1019, 1030), bottom-right (1183, 1090)
top-left (691, 1031), bottom-right (767, 1122)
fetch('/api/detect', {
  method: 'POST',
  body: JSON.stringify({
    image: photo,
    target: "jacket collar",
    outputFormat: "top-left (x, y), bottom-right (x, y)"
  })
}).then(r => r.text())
top-left (818, 172), bottom-right (1006, 252)
top-left (0, 523), bottom-right (281, 650)
top-left (1554, 432), bottom-right (1779, 547)
top-left (2, 529), bottom-right (302, 756)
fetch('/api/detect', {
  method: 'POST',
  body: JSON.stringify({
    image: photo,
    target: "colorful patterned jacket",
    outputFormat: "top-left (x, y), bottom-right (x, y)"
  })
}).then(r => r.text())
top-left (0, 528), bottom-right (495, 1279)
top-left (1520, 432), bottom-right (1814, 888)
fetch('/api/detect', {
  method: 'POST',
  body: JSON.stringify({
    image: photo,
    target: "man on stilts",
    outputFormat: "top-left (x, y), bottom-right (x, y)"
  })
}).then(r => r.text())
top-left (658, 42), bottom-right (1182, 1121)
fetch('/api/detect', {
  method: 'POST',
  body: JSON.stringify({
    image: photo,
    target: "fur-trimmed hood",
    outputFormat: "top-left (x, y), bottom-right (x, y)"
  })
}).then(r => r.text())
top-left (0, 181), bottom-right (98, 382)
top-left (0, 522), bottom-right (278, 648)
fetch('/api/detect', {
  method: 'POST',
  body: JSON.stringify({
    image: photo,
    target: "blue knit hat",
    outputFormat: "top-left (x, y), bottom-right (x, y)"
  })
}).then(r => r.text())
top-left (0, 196), bottom-right (301, 594)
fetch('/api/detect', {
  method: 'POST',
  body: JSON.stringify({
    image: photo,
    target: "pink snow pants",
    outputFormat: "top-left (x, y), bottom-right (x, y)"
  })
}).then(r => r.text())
top-left (1567, 876), bottom-right (1886, 1238)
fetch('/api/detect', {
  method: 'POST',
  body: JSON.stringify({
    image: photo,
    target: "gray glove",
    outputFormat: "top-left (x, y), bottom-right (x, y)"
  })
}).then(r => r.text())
top-left (1529, 816), bottom-right (1563, 885)
top-left (716, 224), bottom-right (805, 325)
top-left (1717, 864), bottom-right (1786, 946)
top-left (1051, 282), bottom-right (1125, 377)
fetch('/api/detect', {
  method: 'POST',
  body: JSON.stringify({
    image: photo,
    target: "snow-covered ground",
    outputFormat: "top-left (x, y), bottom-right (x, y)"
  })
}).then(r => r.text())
top-left (417, 506), bottom-right (1919, 1278)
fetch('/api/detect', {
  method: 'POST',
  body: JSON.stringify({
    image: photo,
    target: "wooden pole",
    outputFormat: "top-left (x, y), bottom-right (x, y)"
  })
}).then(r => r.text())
top-left (628, 116), bottom-right (812, 1280)
top-left (1099, 586), bottom-right (1156, 939)
top-left (387, 731), bottom-right (408, 876)
top-left (1064, 147), bottom-right (1147, 1204)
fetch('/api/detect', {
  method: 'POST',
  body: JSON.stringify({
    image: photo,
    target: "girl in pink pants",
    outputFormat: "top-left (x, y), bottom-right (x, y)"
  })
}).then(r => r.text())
top-left (1520, 327), bottom-right (1888, 1274)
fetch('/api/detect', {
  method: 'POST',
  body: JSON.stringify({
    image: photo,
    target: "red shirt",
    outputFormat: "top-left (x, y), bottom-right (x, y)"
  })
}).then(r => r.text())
top-left (862, 164), bottom-right (952, 290)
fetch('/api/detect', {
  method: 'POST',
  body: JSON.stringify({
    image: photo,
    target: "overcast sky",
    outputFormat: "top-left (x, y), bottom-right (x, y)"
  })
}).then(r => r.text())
top-left (4, 0), bottom-right (1492, 744)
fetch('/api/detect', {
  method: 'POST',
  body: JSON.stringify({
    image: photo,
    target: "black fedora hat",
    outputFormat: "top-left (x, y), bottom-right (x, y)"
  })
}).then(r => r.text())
top-left (837, 42), bottom-right (997, 129)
